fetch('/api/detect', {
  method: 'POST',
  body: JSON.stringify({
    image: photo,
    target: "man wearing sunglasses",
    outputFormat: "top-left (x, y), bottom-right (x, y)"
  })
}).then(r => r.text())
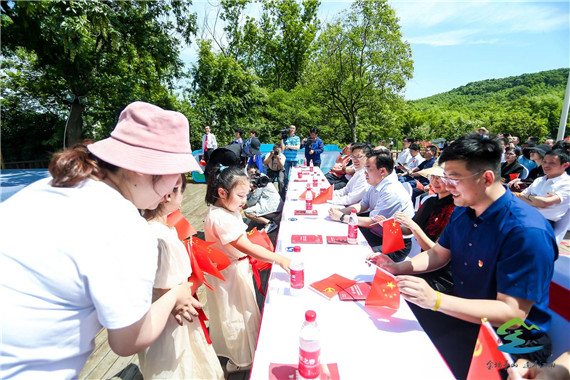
top-left (369, 133), bottom-right (557, 379)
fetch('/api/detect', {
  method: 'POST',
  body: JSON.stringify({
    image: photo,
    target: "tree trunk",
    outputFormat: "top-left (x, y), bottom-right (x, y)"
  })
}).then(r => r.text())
top-left (65, 99), bottom-right (85, 148)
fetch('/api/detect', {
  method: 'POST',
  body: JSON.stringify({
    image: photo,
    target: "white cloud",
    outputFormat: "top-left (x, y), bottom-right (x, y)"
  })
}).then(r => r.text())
top-left (391, 0), bottom-right (568, 46)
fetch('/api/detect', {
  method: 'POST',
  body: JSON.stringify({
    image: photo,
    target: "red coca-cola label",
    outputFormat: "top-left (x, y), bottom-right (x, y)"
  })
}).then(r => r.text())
top-left (348, 224), bottom-right (358, 240)
top-left (291, 269), bottom-right (304, 289)
top-left (313, 179), bottom-right (318, 187)
top-left (298, 172), bottom-right (303, 178)
top-left (299, 348), bottom-right (320, 379)
top-left (310, 166), bottom-right (314, 172)
top-left (306, 199), bottom-right (313, 210)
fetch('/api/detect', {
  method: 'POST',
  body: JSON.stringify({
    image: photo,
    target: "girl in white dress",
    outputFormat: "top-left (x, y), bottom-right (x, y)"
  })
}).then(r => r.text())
top-left (204, 166), bottom-right (291, 373)
top-left (138, 175), bottom-right (224, 379)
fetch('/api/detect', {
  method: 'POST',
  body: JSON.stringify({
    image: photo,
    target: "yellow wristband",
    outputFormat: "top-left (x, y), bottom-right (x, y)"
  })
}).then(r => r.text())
top-left (432, 291), bottom-right (442, 311)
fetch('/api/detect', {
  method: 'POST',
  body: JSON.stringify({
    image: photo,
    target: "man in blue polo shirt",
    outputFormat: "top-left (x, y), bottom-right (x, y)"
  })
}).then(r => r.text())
top-left (281, 124), bottom-right (300, 193)
top-left (369, 133), bottom-right (557, 379)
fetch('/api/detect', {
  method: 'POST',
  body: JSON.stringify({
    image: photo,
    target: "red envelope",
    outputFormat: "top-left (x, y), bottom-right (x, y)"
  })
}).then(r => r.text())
top-left (326, 236), bottom-right (349, 245)
top-left (295, 209), bottom-right (318, 216)
top-left (291, 234), bottom-right (323, 244)
top-left (310, 274), bottom-right (356, 299)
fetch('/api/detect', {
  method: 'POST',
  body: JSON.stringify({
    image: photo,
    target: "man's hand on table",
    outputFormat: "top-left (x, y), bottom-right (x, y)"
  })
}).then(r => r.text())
top-left (328, 207), bottom-right (345, 221)
top-left (396, 275), bottom-right (439, 311)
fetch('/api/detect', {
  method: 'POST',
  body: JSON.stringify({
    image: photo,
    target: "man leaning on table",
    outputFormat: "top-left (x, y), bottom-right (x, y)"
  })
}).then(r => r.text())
top-left (328, 151), bottom-right (415, 262)
top-left (369, 133), bottom-right (557, 379)
top-left (331, 143), bottom-right (372, 207)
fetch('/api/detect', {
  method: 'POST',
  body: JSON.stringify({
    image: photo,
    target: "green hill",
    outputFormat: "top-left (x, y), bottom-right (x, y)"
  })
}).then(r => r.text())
top-left (403, 68), bottom-right (569, 141)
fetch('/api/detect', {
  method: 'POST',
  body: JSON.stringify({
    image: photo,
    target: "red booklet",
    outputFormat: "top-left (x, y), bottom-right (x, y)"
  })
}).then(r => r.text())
top-left (269, 363), bottom-right (340, 380)
top-left (338, 282), bottom-right (372, 301)
top-left (295, 209), bottom-right (318, 216)
top-left (291, 234), bottom-right (323, 244)
top-left (326, 236), bottom-right (349, 245)
top-left (310, 274), bottom-right (356, 299)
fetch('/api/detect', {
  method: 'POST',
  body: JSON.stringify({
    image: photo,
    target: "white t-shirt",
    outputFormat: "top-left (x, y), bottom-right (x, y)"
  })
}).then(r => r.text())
top-left (522, 172), bottom-right (570, 222)
top-left (395, 148), bottom-right (410, 166)
top-left (0, 178), bottom-right (158, 379)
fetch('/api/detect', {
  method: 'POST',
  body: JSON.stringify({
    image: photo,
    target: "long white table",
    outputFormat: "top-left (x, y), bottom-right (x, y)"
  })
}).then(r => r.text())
top-left (250, 166), bottom-right (454, 379)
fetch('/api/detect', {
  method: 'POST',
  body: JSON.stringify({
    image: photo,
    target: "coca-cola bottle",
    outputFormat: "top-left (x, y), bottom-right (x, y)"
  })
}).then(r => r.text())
top-left (299, 310), bottom-right (321, 380)
top-left (347, 209), bottom-right (358, 244)
top-left (290, 247), bottom-right (303, 296)
top-left (305, 185), bottom-right (313, 211)
top-left (309, 160), bottom-right (314, 172)
top-left (312, 173), bottom-right (318, 188)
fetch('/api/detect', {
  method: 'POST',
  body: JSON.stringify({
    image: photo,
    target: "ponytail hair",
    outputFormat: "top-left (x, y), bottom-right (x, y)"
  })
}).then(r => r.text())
top-left (49, 140), bottom-right (119, 188)
top-left (205, 166), bottom-right (248, 206)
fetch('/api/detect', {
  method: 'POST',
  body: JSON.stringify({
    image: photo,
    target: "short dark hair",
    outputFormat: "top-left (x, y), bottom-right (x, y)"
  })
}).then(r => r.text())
top-left (250, 129), bottom-right (257, 136)
top-left (247, 163), bottom-right (260, 173)
top-left (366, 151), bottom-right (394, 174)
top-left (351, 142), bottom-right (372, 156)
top-left (273, 143), bottom-right (281, 149)
top-left (546, 149), bottom-right (570, 165)
top-left (235, 128), bottom-right (243, 135)
top-left (309, 128), bottom-right (318, 134)
top-left (425, 145), bottom-right (438, 155)
top-left (439, 133), bottom-right (502, 180)
top-left (504, 146), bottom-right (519, 156)
top-left (404, 136), bottom-right (415, 143)
top-left (205, 166), bottom-right (248, 206)
top-left (409, 143), bottom-right (420, 152)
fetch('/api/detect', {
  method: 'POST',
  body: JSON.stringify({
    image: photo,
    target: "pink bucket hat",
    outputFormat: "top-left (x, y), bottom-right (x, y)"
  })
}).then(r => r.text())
top-left (88, 101), bottom-right (202, 174)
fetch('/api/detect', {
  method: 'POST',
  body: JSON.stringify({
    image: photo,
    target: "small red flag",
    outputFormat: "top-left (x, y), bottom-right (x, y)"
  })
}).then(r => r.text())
top-left (309, 274), bottom-right (356, 300)
top-left (299, 189), bottom-right (316, 200)
top-left (509, 173), bottom-right (520, 181)
top-left (382, 219), bottom-right (405, 254)
top-left (467, 321), bottom-right (513, 380)
top-left (166, 209), bottom-right (197, 241)
top-left (247, 228), bottom-right (274, 271)
top-left (365, 268), bottom-right (400, 309)
top-left (313, 185), bottom-right (333, 204)
top-left (414, 179), bottom-right (425, 191)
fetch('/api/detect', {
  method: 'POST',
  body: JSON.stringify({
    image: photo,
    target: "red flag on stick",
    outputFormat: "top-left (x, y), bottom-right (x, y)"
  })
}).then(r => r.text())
top-left (184, 238), bottom-right (231, 290)
top-left (365, 268), bottom-right (400, 309)
top-left (467, 320), bottom-right (517, 380)
top-left (299, 189), bottom-right (316, 200)
top-left (313, 185), bottom-right (333, 204)
top-left (167, 209), bottom-right (197, 241)
top-left (247, 228), bottom-right (273, 271)
top-left (382, 219), bottom-right (405, 254)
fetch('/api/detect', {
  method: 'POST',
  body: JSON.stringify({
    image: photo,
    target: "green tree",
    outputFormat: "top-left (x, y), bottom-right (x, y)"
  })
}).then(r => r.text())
top-left (304, 0), bottom-right (413, 142)
top-left (1, 0), bottom-right (197, 149)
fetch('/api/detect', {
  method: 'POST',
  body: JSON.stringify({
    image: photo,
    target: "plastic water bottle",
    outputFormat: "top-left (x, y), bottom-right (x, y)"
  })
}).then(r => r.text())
top-left (312, 173), bottom-right (318, 188)
top-left (290, 247), bottom-right (304, 296)
top-left (299, 310), bottom-right (321, 380)
top-left (347, 209), bottom-right (358, 244)
top-left (305, 185), bottom-right (313, 211)
top-left (309, 161), bottom-right (314, 172)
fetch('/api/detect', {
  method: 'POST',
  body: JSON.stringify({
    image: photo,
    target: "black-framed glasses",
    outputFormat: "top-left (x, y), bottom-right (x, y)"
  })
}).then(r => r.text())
top-left (440, 170), bottom-right (485, 186)
top-left (350, 154), bottom-right (366, 160)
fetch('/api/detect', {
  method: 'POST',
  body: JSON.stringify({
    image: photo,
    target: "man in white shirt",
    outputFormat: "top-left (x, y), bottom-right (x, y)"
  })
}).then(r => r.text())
top-left (397, 143), bottom-right (424, 180)
top-left (332, 143), bottom-right (371, 206)
top-left (518, 149), bottom-right (570, 242)
top-left (202, 125), bottom-right (218, 163)
top-left (329, 151), bottom-right (415, 262)
top-left (395, 136), bottom-right (414, 172)
top-left (263, 143), bottom-right (286, 199)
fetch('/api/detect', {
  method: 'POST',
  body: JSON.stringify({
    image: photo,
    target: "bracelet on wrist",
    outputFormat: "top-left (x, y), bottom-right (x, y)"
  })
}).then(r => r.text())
top-left (340, 214), bottom-right (346, 223)
top-left (433, 291), bottom-right (442, 311)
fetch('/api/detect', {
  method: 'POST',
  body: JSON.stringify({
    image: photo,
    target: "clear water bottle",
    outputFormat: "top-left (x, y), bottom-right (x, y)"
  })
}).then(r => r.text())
top-left (309, 160), bottom-right (314, 172)
top-left (305, 185), bottom-right (313, 211)
top-left (299, 310), bottom-right (320, 380)
top-left (290, 247), bottom-right (304, 296)
top-left (347, 209), bottom-right (358, 244)
top-left (312, 173), bottom-right (318, 188)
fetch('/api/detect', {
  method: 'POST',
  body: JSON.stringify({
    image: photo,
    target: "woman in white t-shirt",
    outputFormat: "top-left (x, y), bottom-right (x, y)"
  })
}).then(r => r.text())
top-left (203, 165), bottom-right (290, 374)
top-left (0, 102), bottom-right (203, 379)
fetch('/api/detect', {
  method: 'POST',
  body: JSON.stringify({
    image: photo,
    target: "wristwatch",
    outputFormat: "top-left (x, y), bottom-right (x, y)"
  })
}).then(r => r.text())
top-left (340, 214), bottom-right (346, 223)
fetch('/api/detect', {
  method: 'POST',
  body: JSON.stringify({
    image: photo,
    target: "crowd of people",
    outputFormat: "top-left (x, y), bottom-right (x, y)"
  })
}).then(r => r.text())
top-left (1, 101), bottom-right (568, 380)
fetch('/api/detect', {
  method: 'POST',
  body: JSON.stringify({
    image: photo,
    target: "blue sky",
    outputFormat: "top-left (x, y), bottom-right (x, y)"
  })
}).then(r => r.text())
top-left (184, 0), bottom-right (570, 100)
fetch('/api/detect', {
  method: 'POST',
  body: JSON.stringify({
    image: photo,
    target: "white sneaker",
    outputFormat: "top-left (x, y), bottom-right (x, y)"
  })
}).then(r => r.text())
top-left (226, 360), bottom-right (252, 373)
